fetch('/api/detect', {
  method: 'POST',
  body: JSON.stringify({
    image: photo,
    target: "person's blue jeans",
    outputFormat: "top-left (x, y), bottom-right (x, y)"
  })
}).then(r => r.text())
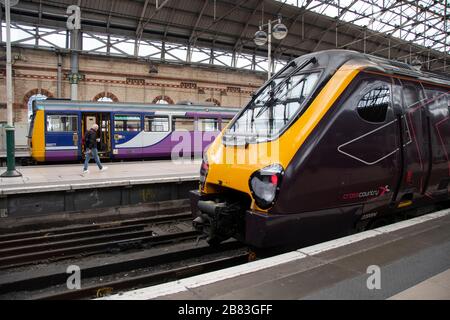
top-left (83, 148), bottom-right (103, 170)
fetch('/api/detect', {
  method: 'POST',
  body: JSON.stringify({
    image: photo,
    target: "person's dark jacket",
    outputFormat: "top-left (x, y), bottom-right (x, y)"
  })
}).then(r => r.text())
top-left (84, 128), bottom-right (97, 149)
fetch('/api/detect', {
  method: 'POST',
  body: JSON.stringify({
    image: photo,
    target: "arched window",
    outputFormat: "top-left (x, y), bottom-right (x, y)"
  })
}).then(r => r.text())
top-left (93, 92), bottom-right (119, 102)
top-left (206, 98), bottom-right (221, 106)
top-left (152, 95), bottom-right (174, 104)
top-left (98, 96), bottom-right (113, 102)
top-left (23, 89), bottom-right (54, 123)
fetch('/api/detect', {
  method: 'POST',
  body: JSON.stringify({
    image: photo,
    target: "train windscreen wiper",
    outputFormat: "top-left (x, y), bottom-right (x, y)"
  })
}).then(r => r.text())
top-left (248, 60), bottom-right (298, 110)
top-left (255, 57), bottom-right (317, 118)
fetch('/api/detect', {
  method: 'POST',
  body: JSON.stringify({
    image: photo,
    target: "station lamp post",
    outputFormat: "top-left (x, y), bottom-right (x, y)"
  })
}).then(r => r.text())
top-left (254, 15), bottom-right (288, 80)
top-left (1, 0), bottom-right (21, 178)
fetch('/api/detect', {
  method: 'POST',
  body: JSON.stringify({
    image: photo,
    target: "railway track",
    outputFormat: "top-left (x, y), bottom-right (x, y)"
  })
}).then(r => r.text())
top-left (0, 212), bottom-right (197, 269)
top-left (0, 205), bottom-right (250, 300)
top-left (37, 246), bottom-right (248, 300)
top-left (0, 240), bottom-right (248, 300)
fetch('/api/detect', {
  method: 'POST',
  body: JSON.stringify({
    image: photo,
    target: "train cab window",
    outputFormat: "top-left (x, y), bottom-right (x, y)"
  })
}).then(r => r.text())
top-left (356, 86), bottom-right (390, 123)
top-left (226, 72), bottom-right (320, 140)
top-left (198, 118), bottom-right (218, 131)
top-left (114, 115), bottom-right (141, 132)
top-left (144, 116), bottom-right (169, 132)
top-left (172, 117), bottom-right (195, 131)
top-left (46, 115), bottom-right (78, 132)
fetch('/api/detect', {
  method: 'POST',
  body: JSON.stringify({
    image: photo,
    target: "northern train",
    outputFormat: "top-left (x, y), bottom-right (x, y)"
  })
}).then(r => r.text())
top-left (28, 100), bottom-right (236, 162)
top-left (190, 49), bottom-right (450, 248)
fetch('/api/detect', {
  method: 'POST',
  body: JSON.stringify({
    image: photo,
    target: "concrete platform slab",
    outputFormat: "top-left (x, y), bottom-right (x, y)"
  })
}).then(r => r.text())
top-left (388, 269), bottom-right (450, 300)
top-left (0, 160), bottom-right (200, 195)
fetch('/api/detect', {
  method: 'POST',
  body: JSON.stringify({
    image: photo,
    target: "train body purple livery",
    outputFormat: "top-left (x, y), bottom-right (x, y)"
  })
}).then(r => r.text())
top-left (190, 50), bottom-right (450, 248)
top-left (29, 100), bottom-right (237, 162)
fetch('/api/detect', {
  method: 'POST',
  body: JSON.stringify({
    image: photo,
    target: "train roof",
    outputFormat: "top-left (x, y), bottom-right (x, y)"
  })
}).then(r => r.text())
top-left (285, 49), bottom-right (450, 88)
top-left (33, 100), bottom-right (238, 115)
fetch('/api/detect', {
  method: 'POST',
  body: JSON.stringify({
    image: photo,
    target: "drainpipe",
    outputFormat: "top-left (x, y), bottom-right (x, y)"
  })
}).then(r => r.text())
top-left (56, 51), bottom-right (62, 98)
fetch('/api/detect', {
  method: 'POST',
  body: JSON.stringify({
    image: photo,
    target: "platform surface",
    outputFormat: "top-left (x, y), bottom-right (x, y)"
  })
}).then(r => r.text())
top-left (103, 209), bottom-right (450, 300)
top-left (0, 160), bottom-right (199, 195)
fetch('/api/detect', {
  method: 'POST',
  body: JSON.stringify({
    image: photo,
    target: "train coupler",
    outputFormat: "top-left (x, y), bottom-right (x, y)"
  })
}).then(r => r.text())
top-left (193, 199), bottom-right (245, 246)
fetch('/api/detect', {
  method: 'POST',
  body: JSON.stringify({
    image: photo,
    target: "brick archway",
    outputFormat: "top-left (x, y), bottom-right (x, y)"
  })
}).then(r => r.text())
top-left (93, 91), bottom-right (119, 102)
top-left (23, 88), bottom-right (54, 108)
top-left (206, 98), bottom-right (221, 106)
top-left (152, 95), bottom-right (174, 104)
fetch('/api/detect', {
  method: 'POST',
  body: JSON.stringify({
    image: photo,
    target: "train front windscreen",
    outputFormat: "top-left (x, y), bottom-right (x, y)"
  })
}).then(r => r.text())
top-left (224, 71), bottom-right (320, 143)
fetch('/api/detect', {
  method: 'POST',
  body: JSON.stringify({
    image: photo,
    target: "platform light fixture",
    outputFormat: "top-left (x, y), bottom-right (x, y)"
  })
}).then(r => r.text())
top-left (254, 15), bottom-right (288, 80)
top-left (254, 27), bottom-right (268, 46)
top-left (1, 0), bottom-right (22, 178)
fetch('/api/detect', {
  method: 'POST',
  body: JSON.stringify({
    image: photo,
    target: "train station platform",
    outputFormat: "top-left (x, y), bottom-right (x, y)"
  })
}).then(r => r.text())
top-left (103, 209), bottom-right (450, 300)
top-left (0, 160), bottom-right (199, 195)
top-left (0, 160), bottom-right (199, 219)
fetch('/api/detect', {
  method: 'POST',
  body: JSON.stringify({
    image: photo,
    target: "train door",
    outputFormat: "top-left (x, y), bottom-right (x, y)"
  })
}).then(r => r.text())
top-left (81, 112), bottom-right (112, 158)
top-left (197, 117), bottom-right (220, 156)
top-left (112, 113), bottom-right (142, 158)
top-left (422, 84), bottom-right (450, 197)
top-left (332, 73), bottom-right (401, 214)
top-left (172, 115), bottom-right (196, 157)
top-left (393, 79), bottom-right (429, 204)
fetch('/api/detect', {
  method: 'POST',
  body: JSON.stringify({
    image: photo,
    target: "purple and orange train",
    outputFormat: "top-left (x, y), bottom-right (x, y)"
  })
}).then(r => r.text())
top-left (191, 50), bottom-right (450, 248)
top-left (29, 100), bottom-right (237, 162)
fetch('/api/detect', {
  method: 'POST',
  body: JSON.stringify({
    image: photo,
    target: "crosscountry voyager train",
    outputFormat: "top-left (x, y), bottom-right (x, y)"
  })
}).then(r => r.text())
top-left (29, 100), bottom-right (237, 162)
top-left (190, 49), bottom-right (450, 248)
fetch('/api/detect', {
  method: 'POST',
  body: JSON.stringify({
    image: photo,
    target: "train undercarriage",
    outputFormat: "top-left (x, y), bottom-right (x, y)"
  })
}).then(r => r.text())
top-left (190, 190), bottom-right (250, 246)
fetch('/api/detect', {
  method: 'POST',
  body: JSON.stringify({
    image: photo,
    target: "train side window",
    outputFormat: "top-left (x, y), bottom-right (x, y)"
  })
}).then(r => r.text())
top-left (46, 114), bottom-right (78, 132)
top-left (198, 118), bottom-right (218, 131)
top-left (424, 86), bottom-right (447, 111)
top-left (172, 117), bottom-right (195, 131)
top-left (402, 84), bottom-right (423, 109)
top-left (221, 119), bottom-right (231, 129)
top-left (356, 86), bottom-right (390, 123)
top-left (144, 116), bottom-right (169, 132)
top-left (114, 115), bottom-right (141, 132)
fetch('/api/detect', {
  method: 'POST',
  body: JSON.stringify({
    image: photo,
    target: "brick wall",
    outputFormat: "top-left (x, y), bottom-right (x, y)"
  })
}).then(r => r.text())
top-left (0, 47), bottom-right (265, 126)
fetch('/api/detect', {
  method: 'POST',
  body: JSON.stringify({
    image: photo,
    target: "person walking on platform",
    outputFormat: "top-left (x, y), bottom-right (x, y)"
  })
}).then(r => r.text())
top-left (83, 123), bottom-right (108, 174)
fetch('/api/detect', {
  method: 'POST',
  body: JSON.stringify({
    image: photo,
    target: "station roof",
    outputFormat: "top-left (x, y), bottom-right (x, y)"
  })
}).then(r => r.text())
top-left (4, 0), bottom-right (450, 75)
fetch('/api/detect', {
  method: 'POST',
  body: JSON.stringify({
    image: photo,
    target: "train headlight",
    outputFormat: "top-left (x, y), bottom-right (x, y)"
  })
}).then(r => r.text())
top-left (199, 155), bottom-right (209, 190)
top-left (249, 164), bottom-right (284, 209)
